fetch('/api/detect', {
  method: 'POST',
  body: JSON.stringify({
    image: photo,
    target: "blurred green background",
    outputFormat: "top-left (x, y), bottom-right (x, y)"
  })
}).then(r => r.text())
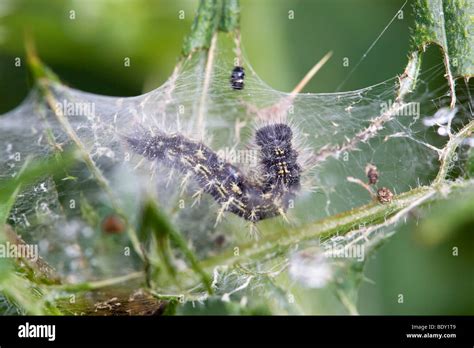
top-left (0, 0), bottom-right (472, 314)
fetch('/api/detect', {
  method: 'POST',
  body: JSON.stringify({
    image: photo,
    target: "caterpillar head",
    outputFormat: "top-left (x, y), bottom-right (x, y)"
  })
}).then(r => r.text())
top-left (255, 123), bottom-right (293, 148)
top-left (255, 123), bottom-right (301, 192)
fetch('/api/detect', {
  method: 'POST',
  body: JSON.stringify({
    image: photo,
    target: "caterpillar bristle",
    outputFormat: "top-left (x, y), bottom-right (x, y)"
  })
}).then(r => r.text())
top-left (191, 189), bottom-right (204, 207)
top-left (247, 222), bottom-right (261, 240)
top-left (126, 122), bottom-right (303, 225)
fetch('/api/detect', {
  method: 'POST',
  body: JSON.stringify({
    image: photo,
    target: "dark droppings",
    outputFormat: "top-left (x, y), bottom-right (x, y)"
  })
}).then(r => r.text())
top-left (126, 123), bottom-right (301, 222)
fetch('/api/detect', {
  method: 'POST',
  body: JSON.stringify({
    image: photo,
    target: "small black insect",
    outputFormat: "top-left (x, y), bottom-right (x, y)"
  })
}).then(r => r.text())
top-left (230, 66), bottom-right (245, 90)
top-left (126, 123), bottom-right (301, 223)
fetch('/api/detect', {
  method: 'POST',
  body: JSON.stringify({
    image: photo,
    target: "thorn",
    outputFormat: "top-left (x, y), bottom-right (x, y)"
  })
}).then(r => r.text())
top-left (244, 51), bottom-right (333, 122)
top-left (347, 176), bottom-right (376, 198)
top-left (291, 51), bottom-right (333, 96)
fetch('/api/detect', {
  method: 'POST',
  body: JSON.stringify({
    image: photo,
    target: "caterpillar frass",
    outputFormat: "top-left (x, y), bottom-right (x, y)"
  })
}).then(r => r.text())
top-left (126, 123), bottom-right (301, 223)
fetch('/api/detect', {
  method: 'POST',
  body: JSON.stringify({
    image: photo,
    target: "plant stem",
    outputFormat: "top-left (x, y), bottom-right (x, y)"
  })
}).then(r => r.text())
top-left (198, 121), bottom-right (474, 271)
top-left (52, 272), bottom-right (145, 292)
top-left (219, 0), bottom-right (240, 32)
top-left (182, 0), bottom-right (221, 56)
top-left (434, 120), bottom-right (474, 185)
top-left (182, 0), bottom-right (240, 56)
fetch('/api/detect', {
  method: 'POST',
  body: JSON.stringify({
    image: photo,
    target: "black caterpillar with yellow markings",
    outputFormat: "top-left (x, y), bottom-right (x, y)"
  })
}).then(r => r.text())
top-left (126, 123), bottom-right (301, 222)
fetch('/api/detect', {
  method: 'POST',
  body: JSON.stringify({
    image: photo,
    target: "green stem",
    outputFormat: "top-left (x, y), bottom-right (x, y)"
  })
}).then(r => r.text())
top-left (182, 0), bottom-right (240, 56)
top-left (182, 0), bottom-right (221, 56)
top-left (199, 186), bottom-right (431, 269)
top-left (197, 118), bottom-right (474, 271)
top-left (139, 199), bottom-right (214, 294)
top-left (434, 120), bottom-right (474, 185)
top-left (219, 0), bottom-right (240, 32)
top-left (25, 40), bottom-right (145, 262)
top-left (52, 272), bottom-right (144, 292)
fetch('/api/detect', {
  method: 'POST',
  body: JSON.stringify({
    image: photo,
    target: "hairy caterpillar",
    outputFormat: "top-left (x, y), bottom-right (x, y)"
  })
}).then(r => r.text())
top-left (126, 124), bottom-right (301, 223)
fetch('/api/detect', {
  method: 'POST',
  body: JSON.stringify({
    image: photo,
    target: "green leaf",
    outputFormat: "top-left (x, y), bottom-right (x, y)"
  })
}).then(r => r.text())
top-left (416, 190), bottom-right (474, 245)
top-left (182, 0), bottom-right (240, 55)
top-left (182, 0), bottom-right (222, 56)
top-left (412, 0), bottom-right (474, 78)
top-left (25, 35), bottom-right (60, 83)
top-left (411, 0), bottom-right (473, 108)
top-left (138, 199), bottom-right (213, 294)
top-left (219, 0), bottom-right (240, 32)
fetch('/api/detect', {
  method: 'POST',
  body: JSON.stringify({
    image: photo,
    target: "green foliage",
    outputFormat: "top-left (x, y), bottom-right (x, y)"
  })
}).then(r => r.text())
top-left (412, 0), bottom-right (474, 78)
top-left (138, 199), bottom-right (213, 294)
top-left (219, 0), bottom-right (240, 32)
top-left (182, 0), bottom-right (240, 56)
top-left (182, 0), bottom-right (221, 56)
top-left (0, 153), bottom-right (76, 314)
top-left (417, 190), bottom-right (474, 245)
top-left (178, 297), bottom-right (272, 315)
top-left (0, 0), bottom-right (473, 316)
